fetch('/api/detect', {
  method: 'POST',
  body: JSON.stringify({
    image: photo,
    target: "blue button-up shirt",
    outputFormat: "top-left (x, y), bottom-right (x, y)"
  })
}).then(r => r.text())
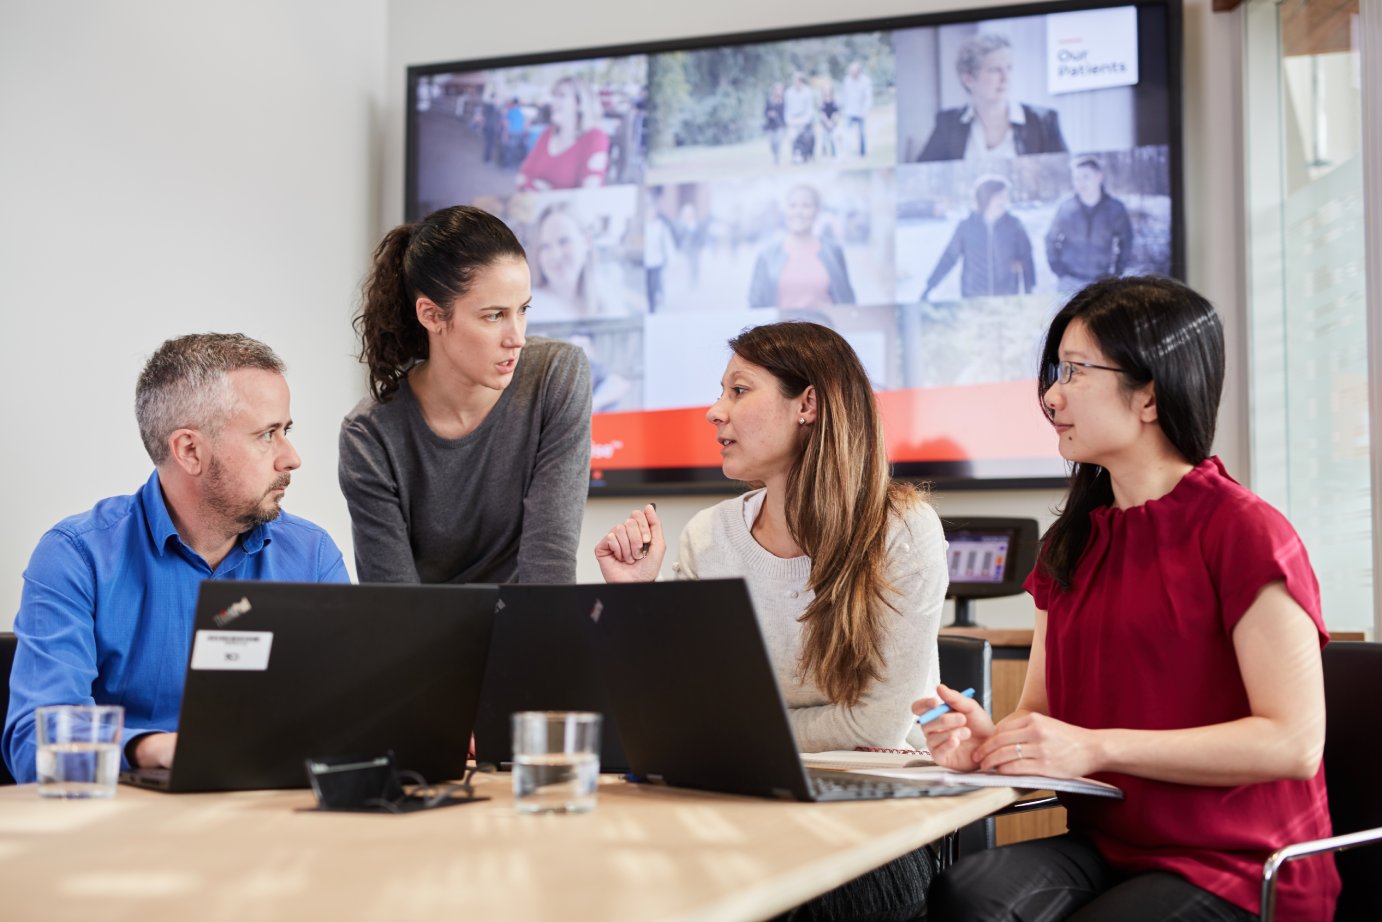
top-left (4, 470), bottom-right (349, 782)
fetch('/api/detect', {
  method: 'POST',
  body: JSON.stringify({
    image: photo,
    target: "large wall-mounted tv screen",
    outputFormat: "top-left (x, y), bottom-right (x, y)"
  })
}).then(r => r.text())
top-left (406, 0), bottom-right (1182, 492)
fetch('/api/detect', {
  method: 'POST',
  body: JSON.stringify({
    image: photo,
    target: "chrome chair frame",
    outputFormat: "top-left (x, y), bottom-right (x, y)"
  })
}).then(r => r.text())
top-left (1258, 641), bottom-right (1382, 922)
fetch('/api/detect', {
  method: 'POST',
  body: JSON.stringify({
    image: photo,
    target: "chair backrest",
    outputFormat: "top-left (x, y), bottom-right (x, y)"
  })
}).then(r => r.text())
top-left (1322, 641), bottom-right (1382, 920)
top-left (0, 632), bottom-right (16, 785)
top-left (936, 634), bottom-right (995, 856)
top-left (937, 634), bottom-right (992, 714)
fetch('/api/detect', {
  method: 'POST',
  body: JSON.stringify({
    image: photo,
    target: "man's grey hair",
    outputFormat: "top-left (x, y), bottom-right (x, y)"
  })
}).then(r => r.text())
top-left (135, 333), bottom-right (285, 465)
top-left (956, 33), bottom-right (1010, 82)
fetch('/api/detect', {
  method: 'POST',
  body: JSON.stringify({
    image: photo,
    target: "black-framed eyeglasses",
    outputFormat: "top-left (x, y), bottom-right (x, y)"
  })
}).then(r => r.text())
top-left (1053, 360), bottom-right (1124, 385)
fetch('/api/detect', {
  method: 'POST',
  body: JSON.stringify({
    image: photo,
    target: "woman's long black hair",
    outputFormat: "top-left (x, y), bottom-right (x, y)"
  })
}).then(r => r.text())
top-left (1038, 276), bottom-right (1225, 589)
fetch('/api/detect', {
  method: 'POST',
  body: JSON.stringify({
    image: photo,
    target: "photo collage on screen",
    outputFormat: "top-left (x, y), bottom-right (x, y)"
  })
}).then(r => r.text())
top-left (410, 3), bottom-right (1173, 474)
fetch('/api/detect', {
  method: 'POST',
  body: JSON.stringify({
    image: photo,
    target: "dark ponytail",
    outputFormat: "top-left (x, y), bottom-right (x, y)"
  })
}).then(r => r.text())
top-left (1037, 276), bottom-right (1224, 589)
top-left (354, 205), bottom-right (526, 401)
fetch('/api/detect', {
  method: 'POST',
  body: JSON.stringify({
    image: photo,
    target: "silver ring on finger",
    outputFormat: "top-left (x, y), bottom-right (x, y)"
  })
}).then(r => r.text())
top-left (1015, 742), bottom-right (1024, 760)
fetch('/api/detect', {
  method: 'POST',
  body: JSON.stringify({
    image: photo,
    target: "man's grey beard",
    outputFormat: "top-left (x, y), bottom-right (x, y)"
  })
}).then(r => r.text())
top-left (206, 458), bottom-right (290, 532)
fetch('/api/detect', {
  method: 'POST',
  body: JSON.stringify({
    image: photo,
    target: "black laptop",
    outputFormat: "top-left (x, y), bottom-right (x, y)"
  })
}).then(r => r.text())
top-left (473, 583), bottom-right (629, 772)
top-left (120, 580), bottom-right (497, 793)
top-left (585, 579), bottom-right (974, 802)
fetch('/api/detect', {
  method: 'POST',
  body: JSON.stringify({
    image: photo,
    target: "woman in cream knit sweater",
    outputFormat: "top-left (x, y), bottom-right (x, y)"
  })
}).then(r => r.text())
top-left (595, 321), bottom-right (947, 753)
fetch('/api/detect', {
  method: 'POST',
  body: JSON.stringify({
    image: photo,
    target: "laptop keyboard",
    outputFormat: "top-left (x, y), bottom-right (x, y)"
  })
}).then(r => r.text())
top-left (806, 769), bottom-right (973, 801)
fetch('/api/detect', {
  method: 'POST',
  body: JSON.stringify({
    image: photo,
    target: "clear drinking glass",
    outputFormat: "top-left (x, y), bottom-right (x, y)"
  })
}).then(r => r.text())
top-left (511, 710), bottom-right (601, 814)
top-left (35, 705), bottom-right (124, 799)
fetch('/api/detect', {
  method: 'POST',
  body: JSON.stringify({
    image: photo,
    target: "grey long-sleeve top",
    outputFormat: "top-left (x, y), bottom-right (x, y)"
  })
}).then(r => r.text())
top-left (339, 337), bottom-right (591, 585)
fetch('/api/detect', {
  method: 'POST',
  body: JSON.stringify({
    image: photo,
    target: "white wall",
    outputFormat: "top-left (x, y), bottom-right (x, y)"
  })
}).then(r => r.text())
top-left (0, 0), bottom-right (1247, 632)
top-left (0, 0), bottom-right (387, 628)
top-left (386, 0), bottom-right (1247, 629)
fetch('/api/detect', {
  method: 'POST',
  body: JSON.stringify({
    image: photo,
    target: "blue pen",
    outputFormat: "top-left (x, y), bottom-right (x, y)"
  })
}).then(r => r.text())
top-left (914, 687), bottom-right (976, 726)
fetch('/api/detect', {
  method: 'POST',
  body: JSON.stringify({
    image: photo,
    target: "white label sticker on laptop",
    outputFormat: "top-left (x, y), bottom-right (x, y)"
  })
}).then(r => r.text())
top-left (190, 630), bottom-right (273, 671)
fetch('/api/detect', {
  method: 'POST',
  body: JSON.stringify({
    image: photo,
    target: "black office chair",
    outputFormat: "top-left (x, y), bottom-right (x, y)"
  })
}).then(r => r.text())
top-left (935, 634), bottom-right (1060, 866)
top-left (0, 632), bottom-right (17, 786)
top-left (937, 635), bottom-right (994, 860)
top-left (1260, 641), bottom-right (1382, 922)
top-left (938, 635), bottom-right (992, 713)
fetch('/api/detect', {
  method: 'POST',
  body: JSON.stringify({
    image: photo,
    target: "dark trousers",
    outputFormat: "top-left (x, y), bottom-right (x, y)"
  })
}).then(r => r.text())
top-left (849, 115), bottom-right (867, 156)
top-left (645, 264), bottom-right (664, 311)
top-left (773, 844), bottom-right (935, 922)
top-left (929, 834), bottom-right (1256, 922)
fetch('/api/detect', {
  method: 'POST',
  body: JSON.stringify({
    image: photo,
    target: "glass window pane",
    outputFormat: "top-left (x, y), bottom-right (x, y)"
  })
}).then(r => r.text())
top-left (1246, 0), bottom-right (1372, 634)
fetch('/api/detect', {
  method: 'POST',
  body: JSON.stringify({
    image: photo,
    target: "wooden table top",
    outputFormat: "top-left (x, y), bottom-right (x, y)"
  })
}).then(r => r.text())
top-left (0, 773), bottom-right (1017, 922)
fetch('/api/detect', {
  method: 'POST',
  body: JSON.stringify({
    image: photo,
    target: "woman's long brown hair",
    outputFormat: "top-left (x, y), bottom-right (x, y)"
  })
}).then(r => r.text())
top-left (729, 322), bottom-right (922, 707)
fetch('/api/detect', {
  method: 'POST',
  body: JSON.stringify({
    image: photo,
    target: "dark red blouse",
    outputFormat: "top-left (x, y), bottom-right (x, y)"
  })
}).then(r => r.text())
top-left (1026, 457), bottom-right (1339, 920)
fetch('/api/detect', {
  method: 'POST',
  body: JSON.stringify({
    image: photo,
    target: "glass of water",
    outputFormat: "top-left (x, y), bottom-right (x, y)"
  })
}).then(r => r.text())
top-left (35, 704), bottom-right (124, 799)
top-left (511, 711), bottom-right (601, 814)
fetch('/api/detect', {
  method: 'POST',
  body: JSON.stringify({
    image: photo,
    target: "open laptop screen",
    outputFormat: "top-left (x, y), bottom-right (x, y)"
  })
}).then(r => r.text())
top-left (123, 581), bottom-right (497, 792)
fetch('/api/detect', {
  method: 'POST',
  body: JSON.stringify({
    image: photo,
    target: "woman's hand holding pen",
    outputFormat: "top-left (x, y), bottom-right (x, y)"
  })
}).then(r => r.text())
top-left (913, 682), bottom-right (996, 771)
top-left (595, 503), bottom-right (664, 583)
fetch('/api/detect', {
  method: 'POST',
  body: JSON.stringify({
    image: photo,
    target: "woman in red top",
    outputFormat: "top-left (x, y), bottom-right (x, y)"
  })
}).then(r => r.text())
top-left (919, 276), bottom-right (1339, 921)
top-left (514, 76), bottom-right (610, 192)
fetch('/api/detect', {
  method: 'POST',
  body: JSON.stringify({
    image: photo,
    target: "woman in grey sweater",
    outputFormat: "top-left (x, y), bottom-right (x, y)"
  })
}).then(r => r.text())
top-left (340, 205), bottom-right (591, 585)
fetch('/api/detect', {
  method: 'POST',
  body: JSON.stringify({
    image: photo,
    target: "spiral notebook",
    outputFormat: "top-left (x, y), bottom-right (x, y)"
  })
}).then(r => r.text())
top-left (800, 749), bottom-right (935, 771)
top-left (850, 766), bottom-right (1123, 799)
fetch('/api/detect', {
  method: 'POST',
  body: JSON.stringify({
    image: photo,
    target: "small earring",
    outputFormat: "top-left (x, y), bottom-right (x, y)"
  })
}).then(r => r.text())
top-left (798, 417), bottom-right (806, 426)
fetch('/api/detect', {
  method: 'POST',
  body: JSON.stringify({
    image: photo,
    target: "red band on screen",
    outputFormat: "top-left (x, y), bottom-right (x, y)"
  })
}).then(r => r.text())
top-left (590, 380), bottom-right (1058, 471)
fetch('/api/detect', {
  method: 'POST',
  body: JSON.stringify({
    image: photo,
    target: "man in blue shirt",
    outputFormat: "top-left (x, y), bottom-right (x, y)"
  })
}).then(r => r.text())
top-left (3, 334), bottom-right (349, 783)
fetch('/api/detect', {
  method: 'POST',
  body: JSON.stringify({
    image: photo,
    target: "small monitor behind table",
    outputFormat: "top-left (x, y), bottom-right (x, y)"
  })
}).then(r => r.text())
top-left (942, 517), bottom-right (1039, 627)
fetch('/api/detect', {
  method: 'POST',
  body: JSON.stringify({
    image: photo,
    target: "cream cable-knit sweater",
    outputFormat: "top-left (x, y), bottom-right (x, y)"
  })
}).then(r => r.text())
top-left (672, 489), bottom-right (947, 752)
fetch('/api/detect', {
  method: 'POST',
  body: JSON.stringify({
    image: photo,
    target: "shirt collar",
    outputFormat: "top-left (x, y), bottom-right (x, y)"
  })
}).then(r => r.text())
top-left (959, 100), bottom-right (1027, 126)
top-left (240, 520), bottom-right (272, 555)
top-left (140, 469), bottom-right (274, 559)
top-left (140, 470), bottom-right (181, 556)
